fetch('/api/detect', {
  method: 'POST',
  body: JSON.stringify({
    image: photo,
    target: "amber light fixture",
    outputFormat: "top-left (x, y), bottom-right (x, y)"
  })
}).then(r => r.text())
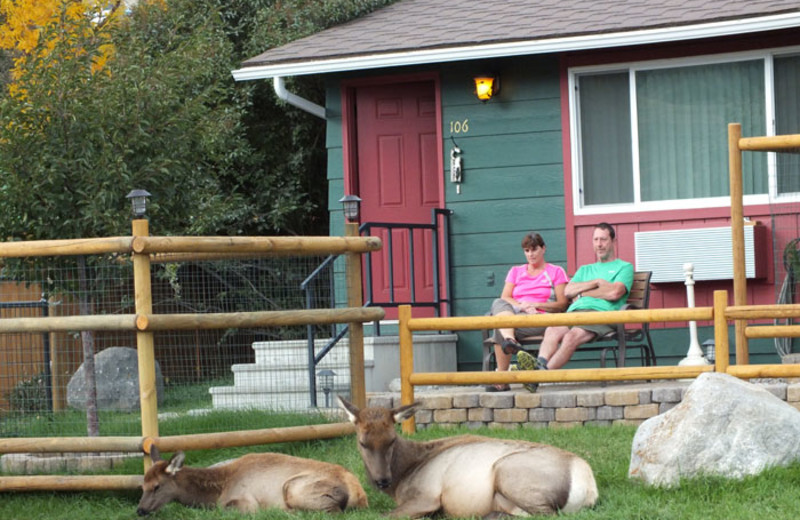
top-left (474, 75), bottom-right (499, 101)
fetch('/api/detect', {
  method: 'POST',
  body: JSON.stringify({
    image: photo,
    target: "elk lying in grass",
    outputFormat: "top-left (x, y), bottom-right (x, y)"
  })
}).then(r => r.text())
top-left (339, 397), bottom-right (598, 518)
top-left (136, 446), bottom-right (367, 515)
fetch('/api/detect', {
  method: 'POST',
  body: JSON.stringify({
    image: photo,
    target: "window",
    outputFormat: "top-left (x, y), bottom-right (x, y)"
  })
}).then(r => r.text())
top-left (571, 51), bottom-right (800, 213)
top-left (775, 55), bottom-right (800, 195)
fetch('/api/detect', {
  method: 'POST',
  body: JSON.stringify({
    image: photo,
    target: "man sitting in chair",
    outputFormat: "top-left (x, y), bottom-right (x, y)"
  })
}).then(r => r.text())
top-left (514, 223), bottom-right (633, 384)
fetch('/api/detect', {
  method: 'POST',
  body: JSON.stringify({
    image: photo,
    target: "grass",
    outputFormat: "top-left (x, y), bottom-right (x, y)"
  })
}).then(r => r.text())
top-left (2, 420), bottom-right (800, 520)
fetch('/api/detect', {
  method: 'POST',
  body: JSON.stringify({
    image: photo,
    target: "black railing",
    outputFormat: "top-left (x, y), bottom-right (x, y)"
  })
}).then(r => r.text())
top-left (300, 208), bottom-right (453, 406)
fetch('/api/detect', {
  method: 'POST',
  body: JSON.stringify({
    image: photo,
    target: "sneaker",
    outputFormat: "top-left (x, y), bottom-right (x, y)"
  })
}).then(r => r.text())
top-left (516, 351), bottom-right (542, 393)
top-left (516, 350), bottom-right (545, 371)
top-left (501, 337), bottom-right (523, 355)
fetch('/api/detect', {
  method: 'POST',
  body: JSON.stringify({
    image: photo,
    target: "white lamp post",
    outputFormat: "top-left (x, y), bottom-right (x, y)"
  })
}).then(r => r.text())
top-left (679, 263), bottom-right (710, 366)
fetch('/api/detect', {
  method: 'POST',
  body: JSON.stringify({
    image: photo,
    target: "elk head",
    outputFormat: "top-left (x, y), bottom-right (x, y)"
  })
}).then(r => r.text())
top-left (137, 447), bottom-right (186, 516)
top-left (338, 396), bottom-right (419, 490)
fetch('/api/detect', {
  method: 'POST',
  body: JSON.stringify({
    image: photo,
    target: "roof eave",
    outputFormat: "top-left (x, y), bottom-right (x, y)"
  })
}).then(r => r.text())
top-left (232, 12), bottom-right (800, 81)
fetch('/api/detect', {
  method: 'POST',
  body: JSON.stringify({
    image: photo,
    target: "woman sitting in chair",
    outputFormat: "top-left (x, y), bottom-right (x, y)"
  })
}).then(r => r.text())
top-left (486, 232), bottom-right (568, 391)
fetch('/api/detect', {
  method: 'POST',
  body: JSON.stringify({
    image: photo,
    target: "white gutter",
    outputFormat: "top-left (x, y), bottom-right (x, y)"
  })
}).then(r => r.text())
top-left (272, 76), bottom-right (326, 119)
top-left (232, 12), bottom-right (800, 81)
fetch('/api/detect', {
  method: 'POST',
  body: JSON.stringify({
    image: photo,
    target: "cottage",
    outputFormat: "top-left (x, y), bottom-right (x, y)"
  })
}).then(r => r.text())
top-left (233, 0), bottom-right (800, 371)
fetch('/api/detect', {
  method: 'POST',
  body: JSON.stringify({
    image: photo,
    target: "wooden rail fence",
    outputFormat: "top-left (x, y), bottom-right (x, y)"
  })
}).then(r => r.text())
top-left (0, 220), bottom-right (382, 491)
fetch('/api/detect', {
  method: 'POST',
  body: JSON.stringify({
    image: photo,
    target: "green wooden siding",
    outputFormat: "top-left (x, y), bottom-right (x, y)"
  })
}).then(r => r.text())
top-left (322, 56), bottom-right (783, 371)
top-left (439, 57), bottom-right (567, 368)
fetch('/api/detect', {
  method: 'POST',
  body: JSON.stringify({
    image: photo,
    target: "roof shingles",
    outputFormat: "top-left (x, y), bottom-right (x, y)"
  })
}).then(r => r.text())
top-left (240, 0), bottom-right (800, 71)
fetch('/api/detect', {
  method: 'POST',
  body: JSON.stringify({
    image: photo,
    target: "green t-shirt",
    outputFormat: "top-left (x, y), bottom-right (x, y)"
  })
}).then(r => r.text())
top-left (567, 258), bottom-right (634, 313)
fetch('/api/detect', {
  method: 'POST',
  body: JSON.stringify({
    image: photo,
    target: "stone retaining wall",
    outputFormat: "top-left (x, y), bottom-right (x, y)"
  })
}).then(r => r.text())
top-left (367, 380), bottom-right (800, 429)
top-left (1, 452), bottom-right (139, 474)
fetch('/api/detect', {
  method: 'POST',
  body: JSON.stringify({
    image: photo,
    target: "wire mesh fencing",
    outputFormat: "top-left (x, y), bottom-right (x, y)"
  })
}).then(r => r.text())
top-left (0, 253), bottom-right (350, 438)
top-left (770, 149), bottom-right (800, 358)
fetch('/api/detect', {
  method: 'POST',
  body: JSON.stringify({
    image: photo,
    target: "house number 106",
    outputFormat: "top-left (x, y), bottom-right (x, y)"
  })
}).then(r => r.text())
top-left (449, 119), bottom-right (469, 134)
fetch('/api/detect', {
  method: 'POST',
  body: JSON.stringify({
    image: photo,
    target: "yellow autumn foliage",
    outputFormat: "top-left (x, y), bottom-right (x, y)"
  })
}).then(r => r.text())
top-left (0, 0), bottom-right (126, 94)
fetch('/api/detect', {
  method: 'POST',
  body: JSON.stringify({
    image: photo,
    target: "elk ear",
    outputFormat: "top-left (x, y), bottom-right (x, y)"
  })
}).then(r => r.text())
top-left (392, 402), bottom-right (421, 423)
top-left (149, 445), bottom-right (162, 464)
top-left (165, 451), bottom-right (186, 475)
top-left (338, 395), bottom-right (359, 423)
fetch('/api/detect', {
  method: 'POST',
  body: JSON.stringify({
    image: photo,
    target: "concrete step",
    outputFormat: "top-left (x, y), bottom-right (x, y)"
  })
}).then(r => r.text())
top-left (209, 332), bottom-right (456, 411)
top-left (229, 363), bottom-right (351, 390)
top-left (209, 385), bottom-right (349, 411)
top-left (252, 339), bottom-right (355, 366)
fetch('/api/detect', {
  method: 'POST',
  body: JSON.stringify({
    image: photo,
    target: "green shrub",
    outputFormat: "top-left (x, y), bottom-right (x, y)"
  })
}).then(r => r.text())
top-left (7, 373), bottom-right (49, 413)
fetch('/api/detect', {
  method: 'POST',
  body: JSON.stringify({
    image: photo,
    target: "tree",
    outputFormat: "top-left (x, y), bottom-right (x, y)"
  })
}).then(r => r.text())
top-left (0, 0), bottom-right (397, 433)
top-left (0, 0), bottom-right (259, 435)
top-left (239, 0), bottom-right (398, 236)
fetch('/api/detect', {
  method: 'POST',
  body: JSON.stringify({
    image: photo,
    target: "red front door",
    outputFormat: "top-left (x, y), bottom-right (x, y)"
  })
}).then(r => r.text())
top-left (354, 80), bottom-right (441, 318)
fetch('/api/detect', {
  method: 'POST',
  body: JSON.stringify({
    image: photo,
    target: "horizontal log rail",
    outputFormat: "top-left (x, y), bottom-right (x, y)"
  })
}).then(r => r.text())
top-left (409, 365), bottom-right (713, 386)
top-left (0, 436), bottom-right (144, 454)
top-left (0, 422), bottom-right (355, 455)
top-left (0, 237), bottom-right (133, 257)
top-left (0, 235), bottom-right (381, 258)
top-left (738, 134), bottom-right (800, 151)
top-left (726, 363), bottom-right (800, 378)
top-left (0, 314), bottom-right (137, 333)
top-left (137, 307), bottom-right (385, 331)
top-left (145, 421), bottom-right (355, 453)
top-left (727, 304), bottom-right (800, 319)
top-left (0, 308), bottom-right (384, 333)
top-left (406, 306), bottom-right (713, 332)
top-left (131, 235), bottom-right (381, 255)
top-left (745, 325), bottom-right (800, 339)
top-left (0, 475), bottom-right (143, 492)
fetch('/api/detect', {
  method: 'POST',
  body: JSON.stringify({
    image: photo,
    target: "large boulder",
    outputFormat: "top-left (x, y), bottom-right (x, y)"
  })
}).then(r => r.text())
top-left (67, 346), bottom-right (164, 411)
top-left (629, 372), bottom-right (800, 487)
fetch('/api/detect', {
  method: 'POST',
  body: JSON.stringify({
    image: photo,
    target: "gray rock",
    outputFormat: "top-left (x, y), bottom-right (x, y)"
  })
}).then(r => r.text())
top-left (629, 372), bottom-right (800, 487)
top-left (67, 346), bottom-right (164, 411)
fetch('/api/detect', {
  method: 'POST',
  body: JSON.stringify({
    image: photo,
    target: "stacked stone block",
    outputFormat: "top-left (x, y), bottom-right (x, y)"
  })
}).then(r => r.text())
top-left (367, 381), bottom-right (800, 429)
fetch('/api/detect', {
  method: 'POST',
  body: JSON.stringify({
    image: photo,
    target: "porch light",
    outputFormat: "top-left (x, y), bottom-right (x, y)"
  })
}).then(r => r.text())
top-left (316, 369), bottom-right (336, 408)
top-left (703, 339), bottom-right (715, 363)
top-left (338, 194), bottom-right (361, 222)
top-left (474, 75), bottom-right (499, 101)
top-left (126, 189), bottom-right (151, 219)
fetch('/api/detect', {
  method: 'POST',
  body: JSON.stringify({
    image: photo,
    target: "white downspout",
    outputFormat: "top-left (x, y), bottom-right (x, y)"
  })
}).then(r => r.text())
top-left (273, 76), bottom-right (326, 119)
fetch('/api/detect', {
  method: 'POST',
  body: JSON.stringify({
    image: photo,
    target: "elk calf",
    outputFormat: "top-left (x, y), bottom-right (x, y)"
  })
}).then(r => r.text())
top-left (340, 397), bottom-right (598, 518)
top-left (136, 447), bottom-right (367, 515)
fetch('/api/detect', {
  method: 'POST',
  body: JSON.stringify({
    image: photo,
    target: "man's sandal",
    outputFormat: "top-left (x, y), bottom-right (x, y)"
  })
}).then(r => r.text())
top-left (485, 383), bottom-right (511, 392)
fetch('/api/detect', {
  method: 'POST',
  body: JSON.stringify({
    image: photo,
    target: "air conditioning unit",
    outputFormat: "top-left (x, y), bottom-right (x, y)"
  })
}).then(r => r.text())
top-left (634, 225), bottom-right (768, 283)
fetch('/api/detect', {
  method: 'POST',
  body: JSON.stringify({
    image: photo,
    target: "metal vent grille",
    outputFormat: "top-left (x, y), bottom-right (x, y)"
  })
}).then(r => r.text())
top-left (634, 225), bottom-right (765, 283)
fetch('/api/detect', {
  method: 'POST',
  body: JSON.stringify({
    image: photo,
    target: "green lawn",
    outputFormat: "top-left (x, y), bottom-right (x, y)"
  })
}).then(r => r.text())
top-left (2, 421), bottom-right (800, 519)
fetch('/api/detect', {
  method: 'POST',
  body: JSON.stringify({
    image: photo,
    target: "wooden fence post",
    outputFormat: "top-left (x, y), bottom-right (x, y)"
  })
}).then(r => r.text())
top-left (398, 305), bottom-right (416, 434)
top-left (728, 123), bottom-right (749, 364)
top-left (345, 222), bottom-right (366, 409)
top-left (714, 290), bottom-right (730, 374)
top-left (132, 218), bottom-right (158, 470)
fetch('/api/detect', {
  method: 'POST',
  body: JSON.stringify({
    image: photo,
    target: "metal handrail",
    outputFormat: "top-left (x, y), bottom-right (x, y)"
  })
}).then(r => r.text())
top-left (300, 208), bottom-right (453, 406)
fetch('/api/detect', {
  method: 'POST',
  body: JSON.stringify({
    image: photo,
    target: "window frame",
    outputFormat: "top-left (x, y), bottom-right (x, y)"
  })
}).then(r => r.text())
top-left (568, 46), bottom-right (800, 216)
